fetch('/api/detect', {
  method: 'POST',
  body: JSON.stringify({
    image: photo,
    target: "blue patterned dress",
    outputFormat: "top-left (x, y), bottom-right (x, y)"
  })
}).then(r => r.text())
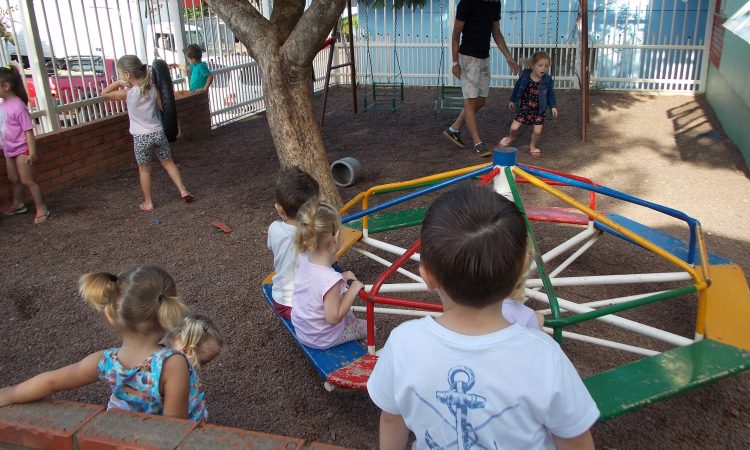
top-left (97, 346), bottom-right (207, 422)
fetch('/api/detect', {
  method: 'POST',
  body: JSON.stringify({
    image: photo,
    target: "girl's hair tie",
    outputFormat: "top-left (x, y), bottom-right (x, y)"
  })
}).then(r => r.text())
top-left (202, 323), bottom-right (209, 332)
top-left (108, 274), bottom-right (118, 282)
top-left (158, 293), bottom-right (165, 302)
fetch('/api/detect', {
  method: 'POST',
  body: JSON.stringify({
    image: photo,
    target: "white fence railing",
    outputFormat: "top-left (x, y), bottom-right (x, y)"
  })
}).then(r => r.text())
top-left (0, 0), bottom-right (713, 135)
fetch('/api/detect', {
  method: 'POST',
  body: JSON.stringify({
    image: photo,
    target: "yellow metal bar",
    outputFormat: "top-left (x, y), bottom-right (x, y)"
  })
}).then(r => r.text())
top-left (359, 162), bottom-right (490, 232)
top-left (512, 167), bottom-right (707, 290)
top-left (340, 192), bottom-right (365, 215)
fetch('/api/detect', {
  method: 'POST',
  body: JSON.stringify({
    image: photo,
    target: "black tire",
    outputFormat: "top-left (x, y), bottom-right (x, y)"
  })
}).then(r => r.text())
top-left (151, 58), bottom-right (178, 143)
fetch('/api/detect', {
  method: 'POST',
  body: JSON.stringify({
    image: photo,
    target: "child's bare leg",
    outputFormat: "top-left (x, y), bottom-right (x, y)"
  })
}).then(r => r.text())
top-left (499, 120), bottom-right (522, 147)
top-left (159, 158), bottom-right (189, 196)
top-left (5, 157), bottom-right (25, 209)
top-left (15, 155), bottom-right (46, 217)
top-left (138, 164), bottom-right (154, 209)
top-left (530, 124), bottom-right (544, 156)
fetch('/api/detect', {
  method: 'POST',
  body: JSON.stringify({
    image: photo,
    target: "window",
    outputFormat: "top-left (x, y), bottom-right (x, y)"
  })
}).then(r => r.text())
top-left (155, 33), bottom-right (175, 51)
top-left (724, 0), bottom-right (750, 44)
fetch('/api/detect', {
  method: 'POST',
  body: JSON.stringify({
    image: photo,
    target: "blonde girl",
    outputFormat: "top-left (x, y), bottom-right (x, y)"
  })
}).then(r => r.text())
top-left (166, 313), bottom-right (223, 369)
top-left (0, 64), bottom-right (48, 223)
top-left (102, 55), bottom-right (194, 212)
top-left (499, 51), bottom-right (559, 157)
top-left (0, 265), bottom-right (208, 422)
top-left (503, 242), bottom-right (544, 329)
top-left (290, 199), bottom-right (367, 350)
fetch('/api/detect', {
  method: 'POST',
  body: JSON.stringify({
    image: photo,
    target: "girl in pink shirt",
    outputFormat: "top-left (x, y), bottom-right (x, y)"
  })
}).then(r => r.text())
top-left (102, 55), bottom-right (193, 213)
top-left (0, 64), bottom-right (49, 224)
top-left (290, 200), bottom-right (367, 349)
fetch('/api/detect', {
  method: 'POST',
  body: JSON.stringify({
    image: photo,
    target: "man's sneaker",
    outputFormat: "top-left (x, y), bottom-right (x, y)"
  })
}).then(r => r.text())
top-left (473, 142), bottom-right (492, 157)
top-left (443, 128), bottom-right (467, 149)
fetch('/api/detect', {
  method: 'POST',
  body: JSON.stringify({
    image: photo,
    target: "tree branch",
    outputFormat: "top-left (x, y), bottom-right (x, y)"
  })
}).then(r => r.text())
top-left (270, 0), bottom-right (305, 40)
top-left (204, 0), bottom-right (275, 58)
top-left (283, 0), bottom-right (346, 67)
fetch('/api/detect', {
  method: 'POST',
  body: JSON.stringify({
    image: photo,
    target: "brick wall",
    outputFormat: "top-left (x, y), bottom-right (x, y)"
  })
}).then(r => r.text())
top-left (0, 91), bottom-right (210, 208)
top-left (0, 399), bottom-right (349, 450)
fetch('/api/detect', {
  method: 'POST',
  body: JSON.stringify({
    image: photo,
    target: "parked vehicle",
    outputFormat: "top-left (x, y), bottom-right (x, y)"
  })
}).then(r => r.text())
top-left (23, 55), bottom-right (117, 108)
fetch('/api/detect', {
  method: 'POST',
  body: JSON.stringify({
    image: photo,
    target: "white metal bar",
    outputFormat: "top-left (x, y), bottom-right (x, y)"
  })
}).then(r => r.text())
top-left (530, 227), bottom-right (598, 271)
top-left (542, 327), bottom-right (661, 356)
top-left (360, 237), bottom-right (422, 263)
top-left (526, 289), bottom-right (694, 346)
top-left (547, 232), bottom-right (601, 278)
top-left (351, 247), bottom-right (424, 283)
top-left (351, 305), bottom-right (441, 317)
top-left (364, 282), bottom-right (429, 293)
top-left (526, 272), bottom-right (692, 288)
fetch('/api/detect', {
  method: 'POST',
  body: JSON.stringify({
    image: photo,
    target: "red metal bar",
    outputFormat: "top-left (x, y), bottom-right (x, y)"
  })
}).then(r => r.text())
top-left (367, 294), bottom-right (444, 312)
top-left (363, 240), bottom-right (423, 348)
top-left (479, 166), bottom-right (501, 186)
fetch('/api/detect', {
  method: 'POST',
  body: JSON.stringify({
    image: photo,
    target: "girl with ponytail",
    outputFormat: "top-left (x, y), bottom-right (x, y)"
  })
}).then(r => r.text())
top-left (102, 55), bottom-right (194, 213)
top-left (290, 199), bottom-right (368, 350)
top-left (0, 265), bottom-right (208, 422)
top-left (0, 62), bottom-right (48, 223)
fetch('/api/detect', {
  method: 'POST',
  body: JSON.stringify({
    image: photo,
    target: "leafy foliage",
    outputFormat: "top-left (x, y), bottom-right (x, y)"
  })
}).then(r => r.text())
top-left (359, 0), bottom-right (427, 10)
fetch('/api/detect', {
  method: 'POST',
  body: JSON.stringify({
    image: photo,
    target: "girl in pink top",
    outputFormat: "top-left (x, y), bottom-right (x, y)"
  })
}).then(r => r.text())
top-left (290, 200), bottom-right (367, 349)
top-left (102, 55), bottom-right (193, 213)
top-left (0, 64), bottom-right (49, 224)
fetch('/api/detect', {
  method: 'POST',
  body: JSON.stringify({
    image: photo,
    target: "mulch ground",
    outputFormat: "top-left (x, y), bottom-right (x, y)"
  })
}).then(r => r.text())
top-left (1, 86), bottom-right (749, 449)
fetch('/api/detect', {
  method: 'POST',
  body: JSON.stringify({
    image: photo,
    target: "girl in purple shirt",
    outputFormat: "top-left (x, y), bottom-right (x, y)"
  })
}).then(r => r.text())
top-left (290, 200), bottom-right (367, 349)
top-left (102, 55), bottom-right (194, 213)
top-left (0, 64), bottom-right (49, 224)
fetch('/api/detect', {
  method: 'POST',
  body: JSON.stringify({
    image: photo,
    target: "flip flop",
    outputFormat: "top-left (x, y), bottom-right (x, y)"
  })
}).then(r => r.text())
top-left (3, 204), bottom-right (28, 216)
top-left (139, 202), bottom-right (155, 212)
top-left (33, 209), bottom-right (50, 224)
top-left (181, 192), bottom-right (195, 203)
top-left (530, 148), bottom-right (542, 158)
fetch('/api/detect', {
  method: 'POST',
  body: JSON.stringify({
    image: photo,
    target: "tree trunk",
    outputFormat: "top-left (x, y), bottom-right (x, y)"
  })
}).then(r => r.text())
top-left (260, 56), bottom-right (342, 206)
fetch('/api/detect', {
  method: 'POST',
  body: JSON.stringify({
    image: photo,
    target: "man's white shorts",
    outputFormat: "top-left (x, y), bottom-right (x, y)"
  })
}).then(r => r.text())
top-left (459, 53), bottom-right (491, 99)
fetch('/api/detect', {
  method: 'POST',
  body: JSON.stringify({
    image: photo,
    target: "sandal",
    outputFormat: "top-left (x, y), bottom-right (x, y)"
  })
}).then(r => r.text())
top-left (530, 148), bottom-right (542, 158)
top-left (33, 209), bottom-right (50, 224)
top-left (139, 202), bottom-right (154, 213)
top-left (3, 204), bottom-right (28, 216)
top-left (181, 192), bottom-right (195, 203)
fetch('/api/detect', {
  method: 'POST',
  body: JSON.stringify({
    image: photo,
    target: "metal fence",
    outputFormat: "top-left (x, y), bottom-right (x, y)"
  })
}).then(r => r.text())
top-left (0, 0), bottom-right (714, 135)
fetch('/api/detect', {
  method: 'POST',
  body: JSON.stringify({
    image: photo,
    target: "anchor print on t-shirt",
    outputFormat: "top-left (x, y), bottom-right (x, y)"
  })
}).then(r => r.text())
top-left (416, 366), bottom-right (519, 450)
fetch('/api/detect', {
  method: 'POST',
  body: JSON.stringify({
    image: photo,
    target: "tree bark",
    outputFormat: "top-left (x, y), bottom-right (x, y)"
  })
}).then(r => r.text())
top-left (205, 0), bottom-right (346, 206)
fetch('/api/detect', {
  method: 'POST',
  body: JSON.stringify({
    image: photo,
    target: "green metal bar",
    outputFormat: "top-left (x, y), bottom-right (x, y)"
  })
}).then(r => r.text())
top-left (505, 166), bottom-right (563, 343)
top-left (545, 285), bottom-right (698, 328)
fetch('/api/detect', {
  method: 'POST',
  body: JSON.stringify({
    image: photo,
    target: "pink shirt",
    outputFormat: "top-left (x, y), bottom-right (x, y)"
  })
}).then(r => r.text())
top-left (503, 300), bottom-right (541, 330)
top-left (290, 255), bottom-right (346, 349)
top-left (0, 97), bottom-right (33, 157)
top-left (125, 85), bottom-right (162, 135)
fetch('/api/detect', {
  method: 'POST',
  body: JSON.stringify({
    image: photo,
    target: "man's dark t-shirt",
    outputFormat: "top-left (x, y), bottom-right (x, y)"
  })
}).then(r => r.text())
top-left (456, 0), bottom-right (501, 59)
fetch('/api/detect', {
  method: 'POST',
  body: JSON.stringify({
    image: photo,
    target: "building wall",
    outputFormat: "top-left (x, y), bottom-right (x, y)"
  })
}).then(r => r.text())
top-left (706, 0), bottom-right (750, 168)
top-left (0, 91), bottom-right (210, 208)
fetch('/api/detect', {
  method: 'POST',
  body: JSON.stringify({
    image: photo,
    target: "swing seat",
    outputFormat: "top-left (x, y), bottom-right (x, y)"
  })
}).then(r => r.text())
top-left (363, 82), bottom-right (405, 113)
top-left (433, 85), bottom-right (464, 114)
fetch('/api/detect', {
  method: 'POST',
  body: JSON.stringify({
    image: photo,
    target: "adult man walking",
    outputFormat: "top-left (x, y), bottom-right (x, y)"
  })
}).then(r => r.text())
top-left (442, 0), bottom-right (519, 156)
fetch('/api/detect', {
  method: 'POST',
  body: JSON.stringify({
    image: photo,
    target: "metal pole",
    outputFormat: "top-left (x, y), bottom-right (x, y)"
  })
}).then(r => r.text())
top-left (19, 0), bottom-right (58, 132)
top-left (580, 0), bottom-right (589, 141)
top-left (346, 0), bottom-right (357, 113)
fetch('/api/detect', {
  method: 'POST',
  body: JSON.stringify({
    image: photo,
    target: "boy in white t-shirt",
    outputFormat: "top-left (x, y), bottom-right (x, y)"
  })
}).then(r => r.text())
top-left (267, 167), bottom-right (320, 319)
top-left (367, 185), bottom-right (599, 450)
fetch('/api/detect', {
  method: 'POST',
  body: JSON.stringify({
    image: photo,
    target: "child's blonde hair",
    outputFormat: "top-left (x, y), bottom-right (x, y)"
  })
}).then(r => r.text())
top-left (522, 51), bottom-right (552, 70)
top-left (80, 265), bottom-right (187, 334)
top-left (166, 313), bottom-right (223, 369)
top-left (117, 55), bottom-right (152, 96)
top-left (294, 199), bottom-right (340, 253)
top-left (508, 242), bottom-right (534, 303)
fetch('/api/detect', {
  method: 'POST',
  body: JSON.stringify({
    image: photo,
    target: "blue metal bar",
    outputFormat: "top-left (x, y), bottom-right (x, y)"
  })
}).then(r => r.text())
top-left (519, 165), bottom-right (700, 264)
top-left (342, 165), bottom-right (495, 224)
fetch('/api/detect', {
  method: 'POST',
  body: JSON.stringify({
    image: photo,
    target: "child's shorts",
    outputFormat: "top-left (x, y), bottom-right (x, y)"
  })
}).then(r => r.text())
top-left (133, 130), bottom-right (172, 165)
top-left (333, 312), bottom-right (367, 345)
top-left (459, 53), bottom-right (491, 99)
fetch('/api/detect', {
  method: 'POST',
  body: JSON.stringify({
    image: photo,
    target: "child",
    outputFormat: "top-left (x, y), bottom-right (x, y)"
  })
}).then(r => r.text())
top-left (166, 313), bottom-right (223, 369)
top-left (290, 199), bottom-right (367, 350)
top-left (367, 185), bottom-right (598, 449)
top-left (499, 51), bottom-right (559, 158)
top-left (0, 64), bottom-right (49, 224)
top-left (0, 265), bottom-right (208, 422)
top-left (267, 167), bottom-right (320, 320)
top-left (170, 44), bottom-right (213, 93)
top-left (503, 243), bottom-right (545, 329)
top-left (102, 55), bottom-right (194, 212)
